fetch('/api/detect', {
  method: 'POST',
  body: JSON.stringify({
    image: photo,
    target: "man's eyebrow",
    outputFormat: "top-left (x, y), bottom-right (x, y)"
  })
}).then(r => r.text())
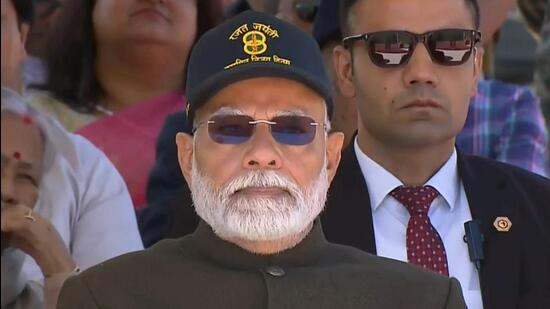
top-left (210, 107), bottom-right (247, 116)
top-left (210, 108), bottom-right (310, 118)
top-left (274, 110), bottom-right (309, 117)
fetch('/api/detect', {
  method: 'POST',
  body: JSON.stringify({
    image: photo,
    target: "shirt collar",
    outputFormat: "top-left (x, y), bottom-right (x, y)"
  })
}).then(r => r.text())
top-left (425, 148), bottom-right (459, 211)
top-left (187, 219), bottom-right (328, 270)
top-left (354, 138), bottom-right (459, 211)
top-left (354, 139), bottom-right (402, 211)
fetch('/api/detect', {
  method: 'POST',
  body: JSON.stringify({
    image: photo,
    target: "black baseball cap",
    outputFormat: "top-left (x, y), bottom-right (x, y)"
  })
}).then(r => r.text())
top-left (185, 10), bottom-right (333, 128)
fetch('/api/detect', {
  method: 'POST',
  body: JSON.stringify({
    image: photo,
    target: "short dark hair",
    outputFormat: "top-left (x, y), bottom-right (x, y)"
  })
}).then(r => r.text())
top-left (12, 0), bottom-right (34, 25)
top-left (339, 0), bottom-right (480, 36)
top-left (41, 0), bottom-right (224, 113)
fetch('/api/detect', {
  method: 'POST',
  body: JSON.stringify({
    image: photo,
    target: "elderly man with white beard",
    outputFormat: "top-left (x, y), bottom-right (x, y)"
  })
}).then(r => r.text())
top-left (57, 10), bottom-right (467, 309)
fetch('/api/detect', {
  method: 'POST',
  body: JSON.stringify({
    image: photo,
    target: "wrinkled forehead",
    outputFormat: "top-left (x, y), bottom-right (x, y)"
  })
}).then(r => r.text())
top-left (194, 77), bottom-right (328, 122)
top-left (208, 106), bottom-right (315, 118)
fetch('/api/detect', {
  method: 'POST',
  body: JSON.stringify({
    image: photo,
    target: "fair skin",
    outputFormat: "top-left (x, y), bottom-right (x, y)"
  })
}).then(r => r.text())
top-left (176, 77), bottom-right (344, 254)
top-left (93, 0), bottom-right (197, 112)
top-left (0, 0), bottom-right (30, 92)
top-left (1, 113), bottom-right (75, 277)
top-left (334, 0), bottom-right (483, 186)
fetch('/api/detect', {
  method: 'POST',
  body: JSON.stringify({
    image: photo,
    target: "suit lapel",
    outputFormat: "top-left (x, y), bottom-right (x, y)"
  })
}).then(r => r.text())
top-left (322, 144), bottom-right (377, 254)
top-left (458, 152), bottom-right (521, 309)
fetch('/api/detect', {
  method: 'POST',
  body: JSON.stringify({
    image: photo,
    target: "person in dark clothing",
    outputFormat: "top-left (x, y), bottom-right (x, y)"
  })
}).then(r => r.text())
top-left (323, 0), bottom-right (550, 308)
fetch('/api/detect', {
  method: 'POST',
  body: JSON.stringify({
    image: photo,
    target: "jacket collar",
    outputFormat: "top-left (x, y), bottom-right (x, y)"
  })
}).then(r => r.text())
top-left (189, 219), bottom-right (328, 270)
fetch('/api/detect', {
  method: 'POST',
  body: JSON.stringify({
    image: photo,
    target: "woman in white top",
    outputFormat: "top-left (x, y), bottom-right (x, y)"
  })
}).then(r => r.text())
top-left (1, 88), bottom-right (143, 308)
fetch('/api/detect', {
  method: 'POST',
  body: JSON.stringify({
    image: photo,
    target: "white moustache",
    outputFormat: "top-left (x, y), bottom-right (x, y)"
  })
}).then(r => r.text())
top-left (220, 170), bottom-right (301, 199)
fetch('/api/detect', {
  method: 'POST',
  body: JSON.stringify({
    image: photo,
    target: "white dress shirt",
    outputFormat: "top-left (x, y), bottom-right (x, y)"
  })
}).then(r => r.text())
top-left (354, 139), bottom-right (483, 309)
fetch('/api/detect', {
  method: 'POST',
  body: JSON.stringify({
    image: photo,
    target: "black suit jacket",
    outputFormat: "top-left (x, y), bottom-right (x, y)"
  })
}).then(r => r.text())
top-left (322, 145), bottom-right (550, 309)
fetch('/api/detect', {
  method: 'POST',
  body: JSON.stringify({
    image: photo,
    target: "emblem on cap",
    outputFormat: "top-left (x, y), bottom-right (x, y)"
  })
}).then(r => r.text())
top-left (242, 31), bottom-right (267, 55)
top-left (224, 22), bottom-right (291, 70)
top-left (493, 217), bottom-right (512, 232)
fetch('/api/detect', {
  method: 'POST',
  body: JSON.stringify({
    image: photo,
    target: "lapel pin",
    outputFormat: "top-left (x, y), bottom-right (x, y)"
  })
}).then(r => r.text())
top-left (493, 217), bottom-right (512, 232)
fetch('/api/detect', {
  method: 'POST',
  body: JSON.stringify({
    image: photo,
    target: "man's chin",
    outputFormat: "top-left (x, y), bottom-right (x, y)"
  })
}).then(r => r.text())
top-left (215, 213), bottom-right (309, 241)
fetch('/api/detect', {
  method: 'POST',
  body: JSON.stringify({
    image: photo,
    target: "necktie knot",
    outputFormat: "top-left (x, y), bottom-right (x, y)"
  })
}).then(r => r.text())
top-left (390, 185), bottom-right (439, 216)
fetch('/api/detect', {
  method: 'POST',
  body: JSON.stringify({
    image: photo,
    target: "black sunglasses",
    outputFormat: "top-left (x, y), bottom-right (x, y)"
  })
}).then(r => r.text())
top-left (194, 114), bottom-right (326, 146)
top-left (343, 28), bottom-right (481, 68)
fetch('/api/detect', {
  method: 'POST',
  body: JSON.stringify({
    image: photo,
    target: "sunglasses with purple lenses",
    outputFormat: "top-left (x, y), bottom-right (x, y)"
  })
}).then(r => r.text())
top-left (194, 114), bottom-right (326, 145)
top-left (343, 28), bottom-right (481, 67)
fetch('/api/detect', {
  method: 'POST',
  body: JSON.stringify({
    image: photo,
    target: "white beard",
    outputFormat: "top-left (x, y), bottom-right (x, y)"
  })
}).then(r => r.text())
top-left (190, 157), bottom-right (329, 242)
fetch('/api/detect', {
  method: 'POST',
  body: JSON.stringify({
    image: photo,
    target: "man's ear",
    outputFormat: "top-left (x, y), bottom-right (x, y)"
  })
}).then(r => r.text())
top-left (176, 132), bottom-right (194, 187)
top-left (325, 131), bottom-right (344, 183)
top-left (471, 46), bottom-right (484, 97)
top-left (333, 45), bottom-right (356, 98)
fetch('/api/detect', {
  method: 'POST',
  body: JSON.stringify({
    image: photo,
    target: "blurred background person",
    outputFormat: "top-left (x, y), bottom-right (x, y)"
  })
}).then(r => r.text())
top-left (1, 0), bottom-right (32, 93)
top-left (25, 0), bottom-right (224, 209)
top-left (521, 0), bottom-right (550, 161)
top-left (480, 0), bottom-right (550, 144)
top-left (1, 88), bottom-right (143, 308)
top-left (22, 0), bottom-right (63, 88)
top-left (2, 88), bottom-right (71, 309)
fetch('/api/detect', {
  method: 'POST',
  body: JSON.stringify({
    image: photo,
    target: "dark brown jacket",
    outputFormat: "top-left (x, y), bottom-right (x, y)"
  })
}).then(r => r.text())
top-left (58, 221), bottom-right (466, 309)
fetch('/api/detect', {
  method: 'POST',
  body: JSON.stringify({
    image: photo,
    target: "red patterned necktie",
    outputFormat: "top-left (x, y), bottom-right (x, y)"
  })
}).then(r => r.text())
top-left (389, 185), bottom-right (449, 276)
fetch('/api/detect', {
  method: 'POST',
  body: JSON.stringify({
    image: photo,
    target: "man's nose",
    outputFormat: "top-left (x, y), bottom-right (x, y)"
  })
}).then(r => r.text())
top-left (242, 124), bottom-right (283, 170)
top-left (402, 44), bottom-right (439, 87)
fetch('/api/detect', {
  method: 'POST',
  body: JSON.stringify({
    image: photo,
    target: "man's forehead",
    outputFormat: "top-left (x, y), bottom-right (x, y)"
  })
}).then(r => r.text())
top-left (197, 94), bottom-right (325, 121)
top-left (349, 0), bottom-right (475, 33)
top-left (210, 106), bottom-right (311, 117)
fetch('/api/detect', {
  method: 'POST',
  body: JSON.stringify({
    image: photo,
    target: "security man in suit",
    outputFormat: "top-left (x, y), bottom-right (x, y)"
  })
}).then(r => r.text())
top-left (57, 10), bottom-right (466, 309)
top-left (323, 0), bottom-right (550, 308)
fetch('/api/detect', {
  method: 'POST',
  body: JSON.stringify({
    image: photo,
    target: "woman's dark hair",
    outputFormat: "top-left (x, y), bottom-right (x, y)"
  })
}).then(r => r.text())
top-left (42, 0), bottom-right (224, 113)
top-left (12, 0), bottom-right (34, 25)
